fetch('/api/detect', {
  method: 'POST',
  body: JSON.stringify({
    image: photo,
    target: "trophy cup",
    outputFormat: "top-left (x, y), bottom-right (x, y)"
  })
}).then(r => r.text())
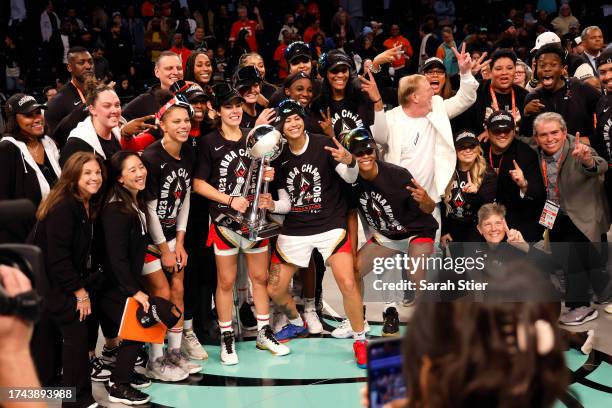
top-left (225, 125), bottom-right (284, 241)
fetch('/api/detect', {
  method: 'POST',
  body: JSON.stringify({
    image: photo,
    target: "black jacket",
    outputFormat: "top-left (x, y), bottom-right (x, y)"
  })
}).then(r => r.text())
top-left (0, 140), bottom-right (46, 206)
top-left (483, 139), bottom-right (546, 242)
top-left (46, 82), bottom-right (83, 138)
top-left (32, 195), bottom-right (94, 315)
top-left (100, 202), bottom-right (148, 302)
top-left (521, 78), bottom-right (600, 139)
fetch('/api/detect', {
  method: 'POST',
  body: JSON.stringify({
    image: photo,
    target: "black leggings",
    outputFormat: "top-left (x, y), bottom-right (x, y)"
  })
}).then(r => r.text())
top-left (97, 291), bottom-right (143, 384)
top-left (31, 305), bottom-right (95, 408)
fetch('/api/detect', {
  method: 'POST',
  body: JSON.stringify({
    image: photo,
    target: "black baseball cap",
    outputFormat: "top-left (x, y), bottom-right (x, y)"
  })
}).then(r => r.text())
top-left (597, 48), bottom-right (612, 68)
top-left (136, 297), bottom-right (182, 328)
top-left (233, 65), bottom-right (262, 91)
top-left (5, 94), bottom-right (47, 116)
top-left (343, 127), bottom-right (376, 155)
top-left (421, 57), bottom-right (446, 73)
top-left (285, 41), bottom-right (311, 64)
top-left (212, 82), bottom-right (245, 110)
top-left (277, 98), bottom-right (305, 119)
top-left (486, 110), bottom-right (515, 132)
top-left (454, 130), bottom-right (480, 148)
top-left (319, 49), bottom-right (353, 75)
top-left (184, 83), bottom-right (210, 102)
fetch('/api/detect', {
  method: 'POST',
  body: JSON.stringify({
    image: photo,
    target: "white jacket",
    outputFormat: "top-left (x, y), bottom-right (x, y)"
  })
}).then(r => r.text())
top-left (371, 72), bottom-right (478, 201)
top-left (66, 116), bottom-right (121, 159)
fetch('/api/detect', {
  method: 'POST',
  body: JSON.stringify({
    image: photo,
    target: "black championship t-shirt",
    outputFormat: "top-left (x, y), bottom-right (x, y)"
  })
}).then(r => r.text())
top-left (98, 134), bottom-right (122, 159)
top-left (142, 140), bottom-right (195, 242)
top-left (594, 94), bottom-right (612, 164)
top-left (240, 104), bottom-right (263, 129)
top-left (329, 98), bottom-right (367, 138)
top-left (352, 161), bottom-right (438, 240)
top-left (194, 129), bottom-right (256, 227)
top-left (273, 133), bottom-right (349, 236)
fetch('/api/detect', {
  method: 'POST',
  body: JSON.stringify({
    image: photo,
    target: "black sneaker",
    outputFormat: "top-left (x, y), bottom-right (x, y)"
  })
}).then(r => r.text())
top-left (100, 345), bottom-right (118, 367)
top-left (135, 347), bottom-right (148, 367)
top-left (108, 371), bottom-right (151, 390)
top-left (90, 356), bottom-right (111, 382)
top-left (239, 302), bottom-right (257, 330)
top-left (108, 383), bottom-right (150, 405)
top-left (382, 307), bottom-right (400, 337)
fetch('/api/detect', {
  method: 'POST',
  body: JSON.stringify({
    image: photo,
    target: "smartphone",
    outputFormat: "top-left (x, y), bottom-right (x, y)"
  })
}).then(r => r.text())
top-left (367, 337), bottom-right (405, 408)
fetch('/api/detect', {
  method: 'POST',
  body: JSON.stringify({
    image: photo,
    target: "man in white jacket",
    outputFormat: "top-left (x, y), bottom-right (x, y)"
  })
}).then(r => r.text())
top-left (370, 44), bottom-right (478, 238)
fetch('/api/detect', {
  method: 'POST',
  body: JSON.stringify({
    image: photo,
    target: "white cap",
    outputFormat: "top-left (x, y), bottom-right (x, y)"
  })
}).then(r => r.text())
top-left (574, 63), bottom-right (595, 80)
top-left (531, 31), bottom-right (561, 52)
top-left (574, 36), bottom-right (582, 45)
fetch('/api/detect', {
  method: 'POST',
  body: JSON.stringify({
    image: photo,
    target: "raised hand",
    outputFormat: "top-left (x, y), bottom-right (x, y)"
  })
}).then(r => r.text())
top-left (461, 171), bottom-right (478, 193)
top-left (471, 52), bottom-right (492, 76)
top-left (358, 68), bottom-right (382, 102)
top-left (255, 108), bottom-right (277, 126)
top-left (452, 43), bottom-right (473, 75)
top-left (324, 137), bottom-right (353, 165)
top-left (318, 107), bottom-right (335, 139)
top-left (373, 45), bottom-right (403, 66)
top-left (571, 132), bottom-right (595, 167)
top-left (406, 178), bottom-right (435, 213)
top-left (121, 114), bottom-right (157, 138)
top-left (509, 159), bottom-right (528, 191)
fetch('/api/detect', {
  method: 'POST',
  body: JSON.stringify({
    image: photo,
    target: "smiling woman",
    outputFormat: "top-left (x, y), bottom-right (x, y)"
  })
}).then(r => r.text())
top-left (60, 83), bottom-right (123, 167)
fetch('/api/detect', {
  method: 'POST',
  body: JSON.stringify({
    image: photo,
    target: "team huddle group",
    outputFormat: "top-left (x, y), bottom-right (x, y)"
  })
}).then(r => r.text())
top-left (1, 24), bottom-right (612, 407)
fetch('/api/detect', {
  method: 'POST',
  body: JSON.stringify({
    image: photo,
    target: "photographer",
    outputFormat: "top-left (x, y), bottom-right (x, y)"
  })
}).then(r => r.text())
top-left (0, 265), bottom-right (45, 408)
top-left (31, 152), bottom-right (104, 408)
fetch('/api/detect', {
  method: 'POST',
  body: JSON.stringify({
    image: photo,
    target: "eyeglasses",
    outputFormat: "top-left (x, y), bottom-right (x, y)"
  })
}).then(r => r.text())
top-left (424, 69), bottom-right (445, 76)
top-left (355, 148), bottom-right (375, 157)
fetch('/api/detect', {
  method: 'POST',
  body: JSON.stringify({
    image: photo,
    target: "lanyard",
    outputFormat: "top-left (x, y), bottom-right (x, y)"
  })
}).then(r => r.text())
top-left (489, 86), bottom-right (516, 121)
top-left (71, 79), bottom-right (86, 104)
top-left (488, 149), bottom-right (503, 175)
top-left (540, 153), bottom-right (564, 197)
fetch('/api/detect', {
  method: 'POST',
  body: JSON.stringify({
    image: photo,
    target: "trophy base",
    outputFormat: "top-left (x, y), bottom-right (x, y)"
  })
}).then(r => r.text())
top-left (217, 212), bottom-right (282, 241)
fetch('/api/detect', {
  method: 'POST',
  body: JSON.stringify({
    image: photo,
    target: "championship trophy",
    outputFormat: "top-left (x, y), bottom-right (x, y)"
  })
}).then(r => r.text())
top-left (226, 124), bottom-right (284, 241)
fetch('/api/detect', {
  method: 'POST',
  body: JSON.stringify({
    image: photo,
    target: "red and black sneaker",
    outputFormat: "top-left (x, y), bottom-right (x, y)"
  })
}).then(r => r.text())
top-left (353, 340), bottom-right (368, 369)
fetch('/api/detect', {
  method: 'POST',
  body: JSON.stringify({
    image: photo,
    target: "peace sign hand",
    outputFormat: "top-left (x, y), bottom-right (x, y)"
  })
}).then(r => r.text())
top-left (461, 171), bottom-right (478, 193)
top-left (358, 68), bottom-right (382, 103)
top-left (471, 52), bottom-right (492, 76)
top-left (406, 178), bottom-right (435, 213)
top-left (324, 137), bottom-right (353, 165)
top-left (452, 43), bottom-right (473, 75)
top-left (572, 132), bottom-right (595, 168)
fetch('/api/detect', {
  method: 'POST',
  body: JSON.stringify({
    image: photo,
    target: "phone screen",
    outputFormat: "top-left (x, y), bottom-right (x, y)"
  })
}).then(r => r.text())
top-left (367, 338), bottom-right (405, 408)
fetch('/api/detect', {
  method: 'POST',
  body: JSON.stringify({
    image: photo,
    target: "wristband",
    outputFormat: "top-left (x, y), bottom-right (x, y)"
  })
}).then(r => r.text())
top-left (372, 97), bottom-right (382, 104)
top-left (370, 63), bottom-right (382, 74)
top-left (228, 196), bottom-right (234, 206)
top-left (77, 295), bottom-right (90, 303)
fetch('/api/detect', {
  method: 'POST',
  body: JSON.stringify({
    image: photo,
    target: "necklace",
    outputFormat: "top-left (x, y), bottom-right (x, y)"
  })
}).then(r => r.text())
top-left (28, 141), bottom-right (43, 163)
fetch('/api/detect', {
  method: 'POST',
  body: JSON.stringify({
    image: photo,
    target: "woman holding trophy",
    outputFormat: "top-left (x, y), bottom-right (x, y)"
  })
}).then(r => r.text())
top-left (193, 83), bottom-right (289, 365)
top-left (259, 99), bottom-right (369, 368)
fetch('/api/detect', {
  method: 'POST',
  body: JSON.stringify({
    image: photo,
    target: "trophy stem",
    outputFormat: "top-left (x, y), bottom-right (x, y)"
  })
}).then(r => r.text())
top-left (248, 159), bottom-right (266, 240)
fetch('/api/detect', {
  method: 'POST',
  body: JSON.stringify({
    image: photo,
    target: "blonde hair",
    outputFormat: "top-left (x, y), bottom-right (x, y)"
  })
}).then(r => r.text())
top-left (443, 146), bottom-right (488, 213)
top-left (398, 75), bottom-right (427, 106)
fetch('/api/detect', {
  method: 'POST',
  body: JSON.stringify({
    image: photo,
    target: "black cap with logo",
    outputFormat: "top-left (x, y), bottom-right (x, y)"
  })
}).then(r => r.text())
top-left (5, 94), bottom-right (47, 116)
top-left (486, 110), bottom-right (515, 132)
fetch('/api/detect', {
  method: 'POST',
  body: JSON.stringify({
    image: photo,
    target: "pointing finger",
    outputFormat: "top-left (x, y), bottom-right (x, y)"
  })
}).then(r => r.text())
top-left (512, 159), bottom-right (520, 170)
top-left (410, 178), bottom-right (423, 190)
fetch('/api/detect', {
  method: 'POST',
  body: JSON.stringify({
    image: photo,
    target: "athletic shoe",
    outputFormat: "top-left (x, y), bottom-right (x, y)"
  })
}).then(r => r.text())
top-left (331, 319), bottom-right (371, 339)
top-left (100, 345), bottom-right (118, 367)
top-left (166, 349), bottom-right (202, 374)
top-left (135, 347), bottom-right (147, 367)
top-left (256, 325), bottom-right (290, 356)
top-left (382, 307), bottom-right (400, 336)
top-left (606, 304), bottom-right (612, 314)
top-left (303, 309), bottom-right (323, 334)
top-left (108, 371), bottom-right (151, 390)
top-left (272, 310), bottom-right (289, 333)
top-left (108, 383), bottom-right (150, 405)
top-left (275, 323), bottom-right (308, 342)
top-left (581, 329), bottom-right (595, 355)
top-left (90, 356), bottom-right (111, 382)
top-left (145, 357), bottom-right (189, 382)
top-left (558, 307), bottom-right (599, 326)
top-left (181, 330), bottom-right (208, 360)
top-left (353, 340), bottom-right (368, 369)
top-left (239, 303), bottom-right (257, 330)
top-left (220, 331), bottom-right (239, 365)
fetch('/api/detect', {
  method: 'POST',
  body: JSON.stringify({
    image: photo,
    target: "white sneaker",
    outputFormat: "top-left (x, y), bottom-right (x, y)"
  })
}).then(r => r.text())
top-left (181, 330), bottom-right (208, 360)
top-left (256, 325), bottom-right (290, 356)
top-left (606, 304), bottom-right (612, 314)
top-left (331, 319), bottom-right (370, 339)
top-left (166, 349), bottom-right (202, 374)
top-left (220, 331), bottom-right (239, 365)
top-left (303, 309), bottom-right (323, 334)
top-left (145, 357), bottom-right (189, 382)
